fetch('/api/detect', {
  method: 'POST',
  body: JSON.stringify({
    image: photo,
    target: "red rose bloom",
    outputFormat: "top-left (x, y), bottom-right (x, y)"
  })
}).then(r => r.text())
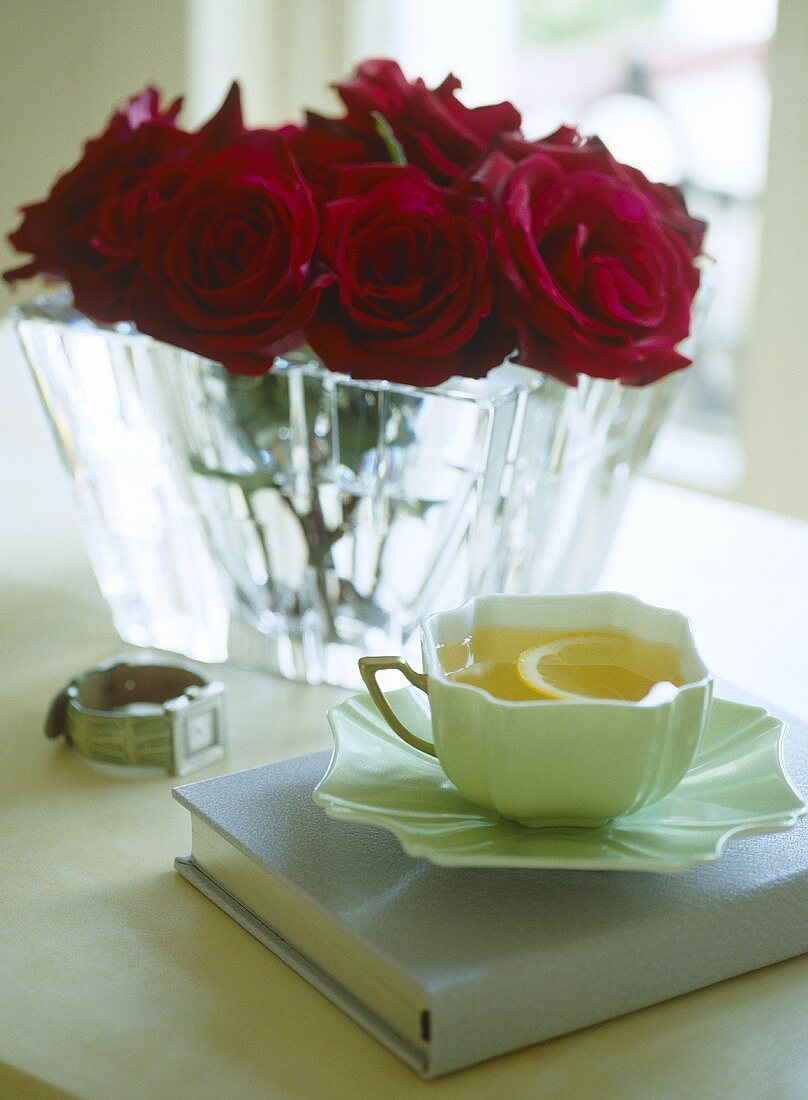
top-left (129, 136), bottom-right (332, 375)
top-left (333, 58), bottom-right (522, 183)
top-left (305, 164), bottom-right (509, 385)
top-left (289, 118), bottom-right (379, 201)
top-left (493, 124), bottom-right (584, 163)
top-left (4, 89), bottom-right (185, 291)
top-left (4, 84), bottom-right (248, 323)
top-left (477, 137), bottom-right (705, 385)
top-left (68, 160), bottom-right (193, 322)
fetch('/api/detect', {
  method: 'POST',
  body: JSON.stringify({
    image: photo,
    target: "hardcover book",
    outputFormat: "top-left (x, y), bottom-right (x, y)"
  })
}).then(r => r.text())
top-left (173, 693), bottom-right (808, 1078)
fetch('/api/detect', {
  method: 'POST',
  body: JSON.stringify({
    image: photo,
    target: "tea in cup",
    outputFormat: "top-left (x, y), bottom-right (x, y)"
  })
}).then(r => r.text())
top-left (359, 592), bottom-right (712, 827)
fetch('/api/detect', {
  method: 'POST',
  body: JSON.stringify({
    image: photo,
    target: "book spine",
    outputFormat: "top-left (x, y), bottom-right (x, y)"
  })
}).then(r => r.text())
top-left (174, 857), bottom-right (431, 1077)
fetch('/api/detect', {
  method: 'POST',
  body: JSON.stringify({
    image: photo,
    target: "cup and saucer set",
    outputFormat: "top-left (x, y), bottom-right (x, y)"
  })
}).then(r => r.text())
top-left (314, 593), bottom-right (806, 873)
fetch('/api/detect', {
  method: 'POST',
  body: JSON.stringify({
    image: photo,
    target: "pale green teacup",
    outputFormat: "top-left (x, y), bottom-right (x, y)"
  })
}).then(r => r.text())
top-left (359, 593), bottom-right (712, 828)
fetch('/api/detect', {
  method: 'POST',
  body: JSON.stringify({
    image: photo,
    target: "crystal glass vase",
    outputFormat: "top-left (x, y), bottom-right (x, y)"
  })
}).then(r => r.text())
top-left (11, 293), bottom-right (678, 687)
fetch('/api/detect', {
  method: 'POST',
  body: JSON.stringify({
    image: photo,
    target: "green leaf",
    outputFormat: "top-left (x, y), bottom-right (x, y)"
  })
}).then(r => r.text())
top-left (371, 111), bottom-right (407, 166)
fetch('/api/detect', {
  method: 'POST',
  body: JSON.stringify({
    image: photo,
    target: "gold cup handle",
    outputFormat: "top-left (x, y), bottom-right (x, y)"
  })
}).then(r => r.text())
top-left (358, 656), bottom-right (437, 757)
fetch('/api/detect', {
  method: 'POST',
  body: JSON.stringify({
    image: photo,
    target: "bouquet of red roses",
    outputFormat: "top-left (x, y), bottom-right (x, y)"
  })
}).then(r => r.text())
top-left (5, 59), bottom-right (705, 389)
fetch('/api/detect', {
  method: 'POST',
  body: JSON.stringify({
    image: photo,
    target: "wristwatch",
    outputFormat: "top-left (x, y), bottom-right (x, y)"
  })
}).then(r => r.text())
top-left (45, 657), bottom-right (227, 776)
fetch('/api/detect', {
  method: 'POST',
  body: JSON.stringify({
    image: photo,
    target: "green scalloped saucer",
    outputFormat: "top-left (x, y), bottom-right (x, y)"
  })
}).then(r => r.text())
top-left (314, 688), bottom-right (806, 873)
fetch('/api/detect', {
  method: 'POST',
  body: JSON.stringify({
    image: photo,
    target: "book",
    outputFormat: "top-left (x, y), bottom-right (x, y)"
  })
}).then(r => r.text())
top-left (172, 692), bottom-right (808, 1079)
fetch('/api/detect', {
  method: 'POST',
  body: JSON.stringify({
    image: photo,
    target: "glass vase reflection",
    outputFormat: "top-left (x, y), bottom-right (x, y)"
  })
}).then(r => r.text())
top-left (11, 293), bottom-right (677, 687)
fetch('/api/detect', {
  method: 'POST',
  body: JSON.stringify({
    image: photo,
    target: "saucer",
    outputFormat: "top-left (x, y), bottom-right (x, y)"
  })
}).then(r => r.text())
top-left (314, 688), bottom-right (806, 872)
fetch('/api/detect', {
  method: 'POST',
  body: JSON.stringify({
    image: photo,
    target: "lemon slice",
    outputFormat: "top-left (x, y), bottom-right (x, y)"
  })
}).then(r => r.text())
top-left (516, 632), bottom-right (666, 702)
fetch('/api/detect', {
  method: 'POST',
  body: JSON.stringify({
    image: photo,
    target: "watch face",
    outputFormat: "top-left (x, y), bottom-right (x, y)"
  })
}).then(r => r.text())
top-left (185, 710), bottom-right (217, 754)
top-left (168, 683), bottom-right (228, 776)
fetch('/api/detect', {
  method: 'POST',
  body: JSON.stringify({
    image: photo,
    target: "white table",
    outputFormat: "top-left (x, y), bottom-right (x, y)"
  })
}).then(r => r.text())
top-left (2, 343), bottom-right (808, 1099)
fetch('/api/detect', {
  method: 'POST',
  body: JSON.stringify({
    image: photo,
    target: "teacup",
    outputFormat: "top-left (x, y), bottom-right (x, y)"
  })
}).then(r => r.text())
top-left (359, 592), bottom-right (712, 827)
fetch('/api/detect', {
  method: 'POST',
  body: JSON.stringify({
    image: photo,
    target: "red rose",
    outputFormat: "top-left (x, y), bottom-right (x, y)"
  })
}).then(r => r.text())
top-left (129, 136), bottom-right (331, 375)
top-left (288, 116), bottom-right (379, 200)
top-left (493, 124), bottom-right (584, 163)
top-left (333, 58), bottom-right (522, 183)
top-left (305, 164), bottom-right (510, 386)
top-left (4, 84), bottom-right (247, 322)
top-left (477, 137), bottom-right (705, 385)
top-left (68, 160), bottom-right (192, 322)
top-left (4, 89), bottom-right (185, 289)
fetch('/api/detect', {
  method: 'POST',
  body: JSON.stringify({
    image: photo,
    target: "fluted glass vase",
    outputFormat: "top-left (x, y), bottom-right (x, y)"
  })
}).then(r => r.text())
top-left (11, 293), bottom-right (677, 687)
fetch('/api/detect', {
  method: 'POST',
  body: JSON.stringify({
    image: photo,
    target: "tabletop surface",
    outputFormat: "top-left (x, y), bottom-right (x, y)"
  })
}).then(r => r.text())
top-left (2, 339), bottom-right (808, 1099)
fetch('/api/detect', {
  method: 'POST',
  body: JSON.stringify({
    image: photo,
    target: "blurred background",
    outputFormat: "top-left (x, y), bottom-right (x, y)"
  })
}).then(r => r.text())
top-left (1, 0), bottom-right (806, 519)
